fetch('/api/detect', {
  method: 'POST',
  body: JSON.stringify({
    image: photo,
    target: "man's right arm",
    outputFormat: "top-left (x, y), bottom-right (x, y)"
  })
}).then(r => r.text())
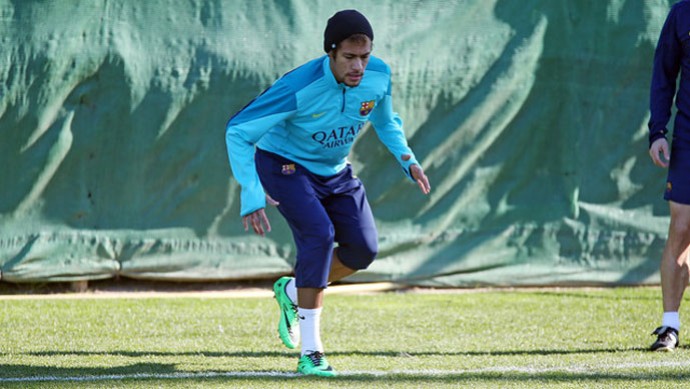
top-left (225, 81), bottom-right (296, 216)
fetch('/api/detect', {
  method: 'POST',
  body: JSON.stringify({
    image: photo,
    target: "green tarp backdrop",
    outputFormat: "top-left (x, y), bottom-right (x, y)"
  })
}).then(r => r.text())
top-left (0, 0), bottom-right (677, 286)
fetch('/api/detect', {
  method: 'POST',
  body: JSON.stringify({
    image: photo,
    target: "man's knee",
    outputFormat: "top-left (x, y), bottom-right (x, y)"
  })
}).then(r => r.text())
top-left (669, 208), bottom-right (690, 239)
top-left (669, 220), bottom-right (690, 238)
top-left (338, 237), bottom-right (378, 270)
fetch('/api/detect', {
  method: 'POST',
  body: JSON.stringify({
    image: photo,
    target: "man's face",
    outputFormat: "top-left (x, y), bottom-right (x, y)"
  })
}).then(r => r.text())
top-left (329, 38), bottom-right (371, 87)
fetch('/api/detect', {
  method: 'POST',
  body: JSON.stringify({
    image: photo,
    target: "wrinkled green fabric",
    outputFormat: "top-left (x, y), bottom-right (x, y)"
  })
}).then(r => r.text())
top-left (0, 0), bottom-right (676, 285)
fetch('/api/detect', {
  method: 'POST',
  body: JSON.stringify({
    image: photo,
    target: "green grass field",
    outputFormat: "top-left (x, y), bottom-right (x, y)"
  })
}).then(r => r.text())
top-left (0, 286), bottom-right (688, 388)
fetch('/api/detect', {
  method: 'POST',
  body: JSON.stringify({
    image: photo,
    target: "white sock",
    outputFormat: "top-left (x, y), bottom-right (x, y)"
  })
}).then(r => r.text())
top-left (285, 278), bottom-right (298, 305)
top-left (298, 307), bottom-right (324, 356)
top-left (662, 311), bottom-right (680, 331)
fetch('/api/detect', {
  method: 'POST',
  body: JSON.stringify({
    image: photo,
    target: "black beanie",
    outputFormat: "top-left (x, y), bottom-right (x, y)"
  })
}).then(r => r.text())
top-left (323, 10), bottom-right (374, 53)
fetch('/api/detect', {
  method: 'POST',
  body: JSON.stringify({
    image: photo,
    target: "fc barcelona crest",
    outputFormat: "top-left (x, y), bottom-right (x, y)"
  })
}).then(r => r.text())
top-left (359, 100), bottom-right (375, 116)
top-left (281, 164), bottom-right (296, 175)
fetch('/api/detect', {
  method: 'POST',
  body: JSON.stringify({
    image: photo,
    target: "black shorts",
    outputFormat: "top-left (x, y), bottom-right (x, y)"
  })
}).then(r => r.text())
top-left (665, 140), bottom-right (690, 205)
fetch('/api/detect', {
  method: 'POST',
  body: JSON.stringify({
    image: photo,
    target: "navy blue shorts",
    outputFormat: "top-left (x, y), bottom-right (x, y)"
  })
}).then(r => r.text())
top-left (665, 140), bottom-right (690, 205)
top-left (254, 148), bottom-right (378, 288)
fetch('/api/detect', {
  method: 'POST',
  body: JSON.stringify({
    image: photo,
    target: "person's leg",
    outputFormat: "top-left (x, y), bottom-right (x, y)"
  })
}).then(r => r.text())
top-left (295, 232), bottom-right (375, 361)
top-left (652, 143), bottom-right (690, 351)
top-left (295, 248), bottom-right (358, 309)
top-left (295, 166), bottom-right (377, 376)
top-left (652, 202), bottom-right (690, 351)
top-left (322, 170), bottom-right (378, 280)
top-left (328, 249), bottom-right (357, 283)
top-left (272, 195), bottom-right (333, 357)
top-left (292, 243), bottom-right (361, 369)
top-left (661, 201), bottom-right (690, 313)
top-left (296, 288), bottom-right (324, 309)
top-left (255, 150), bottom-right (335, 368)
top-left (297, 165), bottom-right (377, 302)
top-left (256, 149), bottom-right (335, 292)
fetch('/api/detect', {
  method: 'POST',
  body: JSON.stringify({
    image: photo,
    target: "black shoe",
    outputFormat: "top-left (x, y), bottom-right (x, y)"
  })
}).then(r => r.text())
top-left (650, 326), bottom-right (679, 352)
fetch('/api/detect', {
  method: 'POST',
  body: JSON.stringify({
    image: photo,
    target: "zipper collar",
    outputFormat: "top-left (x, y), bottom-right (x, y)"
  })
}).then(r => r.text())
top-left (322, 55), bottom-right (352, 91)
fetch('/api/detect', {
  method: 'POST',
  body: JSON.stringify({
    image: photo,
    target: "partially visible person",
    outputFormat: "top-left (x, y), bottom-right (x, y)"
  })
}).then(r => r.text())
top-left (647, 0), bottom-right (690, 352)
top-left (225, 10), bottom-right (431, 375)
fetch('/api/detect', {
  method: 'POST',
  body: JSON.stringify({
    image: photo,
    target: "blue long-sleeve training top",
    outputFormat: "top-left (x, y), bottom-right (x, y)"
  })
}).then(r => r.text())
top-left (226, 55), bottom-right (419, 216)
top-left (649, 0), bottom-right (690, 147)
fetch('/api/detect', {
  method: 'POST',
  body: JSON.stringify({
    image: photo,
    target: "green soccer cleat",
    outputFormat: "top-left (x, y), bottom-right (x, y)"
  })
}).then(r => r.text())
top-left (297, 351), bottom-right (337, 377)
top-left (273, 276), bottom-right (300, 349)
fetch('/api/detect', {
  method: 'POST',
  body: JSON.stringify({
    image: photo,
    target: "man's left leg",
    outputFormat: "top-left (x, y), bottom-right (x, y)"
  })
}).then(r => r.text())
top-left (323, 176), bottom-right (378, 280)
top-left (328, 250), bottom-right (357, 282)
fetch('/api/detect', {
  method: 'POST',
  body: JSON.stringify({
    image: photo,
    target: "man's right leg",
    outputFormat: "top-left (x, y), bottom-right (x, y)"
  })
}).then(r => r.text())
top-left (255, 149), bottom-right (337, 376)
top-left (652, 201), bottom-right (690, 351)
top-left (273, 258), bottom-right (348, 351)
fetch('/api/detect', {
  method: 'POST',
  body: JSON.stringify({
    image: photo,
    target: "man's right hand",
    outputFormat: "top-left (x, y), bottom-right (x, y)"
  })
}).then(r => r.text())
top-left (242, 194), bottom-right (279, 237)
top-left (242, 208), bottom-right (271, 237)
top-left (649, 138), bottom-right (670, 168)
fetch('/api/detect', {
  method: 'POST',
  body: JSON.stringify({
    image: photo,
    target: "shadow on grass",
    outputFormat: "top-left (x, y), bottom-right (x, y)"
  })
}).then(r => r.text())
top-left (0, 362), bottom-right (178, 378)
top-left (0, 364), bottom-right (688, 385)
top-left (334, 370), bottom-right (690, 384)
top-left (9, 344), bottom-right (677, 358)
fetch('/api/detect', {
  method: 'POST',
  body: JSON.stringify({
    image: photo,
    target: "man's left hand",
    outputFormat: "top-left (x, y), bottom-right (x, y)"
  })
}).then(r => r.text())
top-left (410, 164), bottom-right (431, 195)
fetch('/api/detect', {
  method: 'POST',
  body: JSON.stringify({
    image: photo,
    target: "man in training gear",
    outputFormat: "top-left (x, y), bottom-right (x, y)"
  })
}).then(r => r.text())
top-left (225, 9), bottom-right (431, 376)
top-left (647, 0), bottom-right (690, 352)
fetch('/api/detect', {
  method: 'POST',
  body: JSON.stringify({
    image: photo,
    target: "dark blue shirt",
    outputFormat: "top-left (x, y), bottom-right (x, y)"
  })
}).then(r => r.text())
top-left (649, 0), bottom-right (690, 147)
